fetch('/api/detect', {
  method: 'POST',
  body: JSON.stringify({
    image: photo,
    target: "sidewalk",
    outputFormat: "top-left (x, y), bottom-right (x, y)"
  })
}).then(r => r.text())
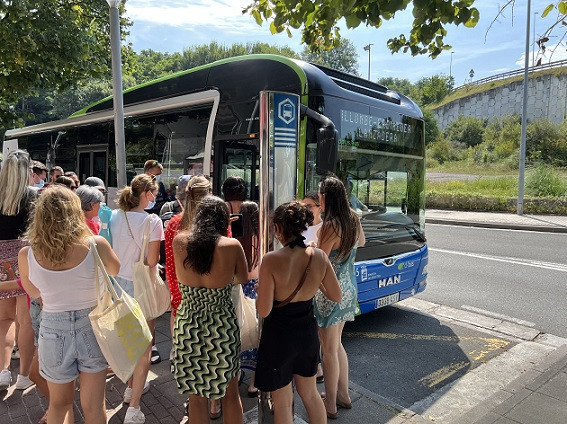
top-left (426, 209), bottom-right (567, 233)
top-left (2, 210), bottom-right (566, 423)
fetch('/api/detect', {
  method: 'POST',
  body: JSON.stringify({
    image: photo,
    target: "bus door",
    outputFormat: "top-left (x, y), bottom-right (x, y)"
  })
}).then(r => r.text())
top-left (213, 138), bottom-right (259, 201)
top-left (77, 145), bottom-right (108, 184)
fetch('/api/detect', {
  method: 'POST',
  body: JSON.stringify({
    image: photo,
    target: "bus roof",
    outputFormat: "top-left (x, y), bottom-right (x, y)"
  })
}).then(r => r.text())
top-left (5, 54), bottom-right (421, 139)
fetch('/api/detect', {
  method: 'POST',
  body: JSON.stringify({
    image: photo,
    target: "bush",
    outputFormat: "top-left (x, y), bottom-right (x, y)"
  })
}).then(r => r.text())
top-left (526, 119), bottom-right (567, 166)
top-left (525, 165), bottom-right (567, 197)
top-left (427, 138), bottom-right (466, 164)
top-left (444, 114), bottom-right (487, 147)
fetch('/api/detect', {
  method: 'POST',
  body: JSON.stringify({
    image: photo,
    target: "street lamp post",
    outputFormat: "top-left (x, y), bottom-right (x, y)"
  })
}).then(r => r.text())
top-left (518, 0), bottom-right (531, 215)
top-left (532, 11), bottom-right (538, 67)
top-left (107, 0), bottom-right (127, 188)
top-left (449, 51), bottom-right (454, 81)
top-left (363, 43), bottom-right (373, 80)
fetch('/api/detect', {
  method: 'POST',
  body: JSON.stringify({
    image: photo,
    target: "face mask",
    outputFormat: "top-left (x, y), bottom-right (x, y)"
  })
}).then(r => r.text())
top-left (33, 179), bottom-right (45, 189)
top-left (145, 192), bottom-right (156, 210)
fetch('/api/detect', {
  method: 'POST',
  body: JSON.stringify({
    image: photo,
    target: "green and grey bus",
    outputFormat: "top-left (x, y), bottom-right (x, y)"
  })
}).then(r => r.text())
top-left (3, 54), bottom-right (428, 313)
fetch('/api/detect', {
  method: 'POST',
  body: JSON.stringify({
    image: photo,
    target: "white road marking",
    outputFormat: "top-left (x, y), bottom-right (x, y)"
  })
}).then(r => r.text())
top-left (429, 247), bottom-right (567, 272)
top-left (460, 304), bottom-right (536, 327)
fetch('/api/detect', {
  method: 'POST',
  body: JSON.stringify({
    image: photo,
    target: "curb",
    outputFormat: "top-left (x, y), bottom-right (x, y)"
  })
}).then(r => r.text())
top-left (425, 218), bottom-right (567, 234)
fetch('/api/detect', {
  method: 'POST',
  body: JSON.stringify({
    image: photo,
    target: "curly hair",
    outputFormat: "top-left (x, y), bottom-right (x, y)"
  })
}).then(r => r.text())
top-left (318, 175), bottom-right (360, 261)
top-left (222, 175), bottom-right (246, 202)
top-left (25, 185), bottom-right (91, 266)
top-left (180, 175), bottom-right (211, 231)
top-left (117, 174), bottom-right (157, 211)
top-left (183, 196), bottom-right (229, 275)
top-left (273, 201), bottom-right (314, 241)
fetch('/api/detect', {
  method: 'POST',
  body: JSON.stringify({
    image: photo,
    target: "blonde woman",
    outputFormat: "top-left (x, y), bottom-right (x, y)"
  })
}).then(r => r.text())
top-left (18, 185), bottom-right (120, 424)
top-left (0, 150), bottom-right (37, 391)
top-left (110, 174), bottom-right (164, 424)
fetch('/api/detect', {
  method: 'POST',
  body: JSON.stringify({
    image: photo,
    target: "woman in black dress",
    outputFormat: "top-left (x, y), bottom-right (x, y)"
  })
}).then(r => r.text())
top-left (255, 201), bottom-right (342, 423)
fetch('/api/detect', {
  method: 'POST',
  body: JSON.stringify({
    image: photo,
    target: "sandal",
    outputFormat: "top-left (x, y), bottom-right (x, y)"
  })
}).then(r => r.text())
top-left (150, 346), bottom-right (161, 364)
top-left (209, 400), bottom-right (222, 420)
top-left (247, 386), bottom-right (259, 397)
top-left (336, 398), bottom-right (353, 409)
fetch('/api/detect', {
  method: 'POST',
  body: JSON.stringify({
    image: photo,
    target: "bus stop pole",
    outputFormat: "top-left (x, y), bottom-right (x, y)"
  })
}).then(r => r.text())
top-left (108, 1), bottom-right (127, 188)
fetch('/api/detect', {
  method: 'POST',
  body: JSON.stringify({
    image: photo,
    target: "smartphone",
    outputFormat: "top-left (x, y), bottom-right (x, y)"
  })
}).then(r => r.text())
top-left (230, 214), bottom-right (243, 238)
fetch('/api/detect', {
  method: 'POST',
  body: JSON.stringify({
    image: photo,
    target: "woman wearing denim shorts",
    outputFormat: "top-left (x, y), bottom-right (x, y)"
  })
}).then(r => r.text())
top-left (18, 185), bottom-right (120, 423)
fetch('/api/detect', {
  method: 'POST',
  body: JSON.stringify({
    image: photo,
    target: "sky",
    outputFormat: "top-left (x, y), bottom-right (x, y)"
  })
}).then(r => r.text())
top-left (122, 0), bottom-right (567, 86)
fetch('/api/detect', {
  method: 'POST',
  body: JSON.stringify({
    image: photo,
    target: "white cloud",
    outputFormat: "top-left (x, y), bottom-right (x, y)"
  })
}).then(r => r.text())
top-left (125, 0), bottom-right (265, 35)
top-left (515, 42), bottom-right (567, 66)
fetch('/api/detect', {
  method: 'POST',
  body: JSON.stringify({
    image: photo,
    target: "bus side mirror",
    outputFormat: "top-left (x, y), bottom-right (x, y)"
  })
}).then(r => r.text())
top-left (316, 126), bottom-right (338, 175)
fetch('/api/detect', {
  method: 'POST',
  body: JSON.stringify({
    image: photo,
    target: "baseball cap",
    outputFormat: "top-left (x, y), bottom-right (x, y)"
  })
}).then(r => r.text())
top-left (176, 175), bottom-right (192, 200)
top-left (84, 176), bottom-right (106, 191)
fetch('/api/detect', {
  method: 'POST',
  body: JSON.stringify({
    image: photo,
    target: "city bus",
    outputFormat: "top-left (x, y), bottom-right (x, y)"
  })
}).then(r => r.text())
top-left (2, 54), bottom-right (428, 314)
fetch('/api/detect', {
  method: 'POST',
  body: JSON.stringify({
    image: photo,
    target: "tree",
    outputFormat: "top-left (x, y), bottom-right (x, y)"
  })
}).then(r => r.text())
top-left (412, 74), bottom-right (454, 106)
top-left (301, 38), bottom-right (359, 74)
top-left (243, 0), bottom-right (479, 57)
top-left (0, 1), bottom-right (131, 130)
top-left (376, 77), bottom-right (414, 97)
top-left (180, 41), bottom-right (299, 70)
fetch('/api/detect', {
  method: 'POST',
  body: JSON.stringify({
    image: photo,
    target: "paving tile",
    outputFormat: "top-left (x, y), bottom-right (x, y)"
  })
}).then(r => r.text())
top-left (493, 417), bottom-right (520, 424)
top-left (537, 372), bottom-right (567, 401)
top-left (524, 367), bottom-right (557, 391)
top-left (471, 411), bottom-right (501, 424)
top-left (505, 392), bottom-right (567, 424)
top-left (492, 388), bottom-right (533, 416)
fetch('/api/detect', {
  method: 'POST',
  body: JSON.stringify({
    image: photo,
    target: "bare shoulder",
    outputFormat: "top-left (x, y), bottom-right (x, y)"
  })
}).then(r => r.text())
top-left (217, 236), bottom-right (241, 248)
top-left (173, 231), bottom-right (190, 249)
top-left (18, 245), bottom-right (30, 258)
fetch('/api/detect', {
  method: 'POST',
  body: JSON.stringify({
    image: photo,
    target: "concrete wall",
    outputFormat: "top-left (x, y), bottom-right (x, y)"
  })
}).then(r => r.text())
top-left (432, 73), bottom-right (567, 130)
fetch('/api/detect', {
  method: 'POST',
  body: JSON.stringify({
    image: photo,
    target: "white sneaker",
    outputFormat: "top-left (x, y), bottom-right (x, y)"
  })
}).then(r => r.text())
top-left (123, 381), bottom-right (150, 403)
top-left (0, 369), bottom-right (12, 390)
top-left (15, 374), bottom-right (34, 390)
top-left (124, 406), bottom-right (145, 424)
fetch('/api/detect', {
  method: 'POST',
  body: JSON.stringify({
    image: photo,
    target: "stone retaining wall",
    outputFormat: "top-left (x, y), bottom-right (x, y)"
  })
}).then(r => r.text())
top-left (432, 73), bottom-right (567, 130)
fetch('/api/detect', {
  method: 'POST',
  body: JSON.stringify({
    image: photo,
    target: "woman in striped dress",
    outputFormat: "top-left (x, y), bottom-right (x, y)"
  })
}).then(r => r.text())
top-left (172, 196), bottom-right (248, 424)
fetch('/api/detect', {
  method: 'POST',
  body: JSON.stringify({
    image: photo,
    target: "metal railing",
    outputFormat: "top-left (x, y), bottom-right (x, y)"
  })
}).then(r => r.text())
top-left (454, 59), bottom-right (567, 91)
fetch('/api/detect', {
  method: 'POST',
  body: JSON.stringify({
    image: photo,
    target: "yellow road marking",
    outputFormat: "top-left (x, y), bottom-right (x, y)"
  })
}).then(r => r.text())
top-left (418, 361), bottom-right (470, 388)
top-left (345, 331), bottom-right (509, 346)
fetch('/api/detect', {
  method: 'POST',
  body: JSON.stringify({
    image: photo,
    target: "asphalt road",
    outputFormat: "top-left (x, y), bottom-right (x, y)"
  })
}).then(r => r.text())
top-left (419, 223), bottom-right (567, 338)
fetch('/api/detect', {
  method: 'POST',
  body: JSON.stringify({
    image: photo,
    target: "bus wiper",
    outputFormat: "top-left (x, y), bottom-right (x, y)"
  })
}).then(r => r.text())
top-left (374, 223), bottom-right (426, 242)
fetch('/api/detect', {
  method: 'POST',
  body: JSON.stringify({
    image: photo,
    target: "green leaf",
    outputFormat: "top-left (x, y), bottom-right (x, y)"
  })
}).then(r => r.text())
top-left (541, 4), bottom-right (554, 18)
top-left (345, 13), bottom-right (362, 28)
top-left (464, 8), bottom-right (480, 28)
top-left (558, 1), bottom-right (567, 15)
top-left (269, 21), bottom-right (279, 34)
top-left (251, 10), bottom-right (263, 26)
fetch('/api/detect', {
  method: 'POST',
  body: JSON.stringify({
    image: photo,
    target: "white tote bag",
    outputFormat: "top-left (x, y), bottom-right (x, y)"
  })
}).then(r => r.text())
top-left (88, 238), bottom-right (152, 383)
top-left (130, 217), bottom-right (170, 320)
top-left (235, 285), bottom-right (260, 352)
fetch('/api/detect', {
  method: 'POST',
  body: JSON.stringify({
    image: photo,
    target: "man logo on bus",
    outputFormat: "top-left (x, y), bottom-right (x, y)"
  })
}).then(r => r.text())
top-left (278, 98), bottom-right (296, 124)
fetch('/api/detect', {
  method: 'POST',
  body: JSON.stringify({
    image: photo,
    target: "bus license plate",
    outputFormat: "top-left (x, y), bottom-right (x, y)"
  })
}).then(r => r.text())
top-left (377, 293), bottom-right (400, 308)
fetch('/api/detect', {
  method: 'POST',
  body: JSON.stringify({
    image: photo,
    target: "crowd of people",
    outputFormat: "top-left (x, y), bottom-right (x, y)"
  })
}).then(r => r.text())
top-left (0, 150), bottom-right (366, 424)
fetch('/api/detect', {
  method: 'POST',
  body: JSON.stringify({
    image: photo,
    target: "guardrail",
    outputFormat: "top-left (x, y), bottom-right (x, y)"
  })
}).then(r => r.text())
top-left (454, 59), bottom-right (567, 91)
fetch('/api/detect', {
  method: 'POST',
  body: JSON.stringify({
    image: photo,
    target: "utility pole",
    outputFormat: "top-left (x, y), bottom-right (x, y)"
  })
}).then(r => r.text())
top-left (363, 44), bottom-right (373, 80)
top-left (518, 0), bottom-right (531, 215)
top-left (107, 0), bottom-right (127, 188)
top-left (532, 11), bottom-right (538, 67)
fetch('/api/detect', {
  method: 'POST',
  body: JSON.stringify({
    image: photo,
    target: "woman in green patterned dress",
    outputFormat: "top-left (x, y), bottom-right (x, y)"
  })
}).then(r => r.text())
top-left (314, 176), bottom-right (365, 419)
top-left (172, 196), bottom-right (248, 424)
